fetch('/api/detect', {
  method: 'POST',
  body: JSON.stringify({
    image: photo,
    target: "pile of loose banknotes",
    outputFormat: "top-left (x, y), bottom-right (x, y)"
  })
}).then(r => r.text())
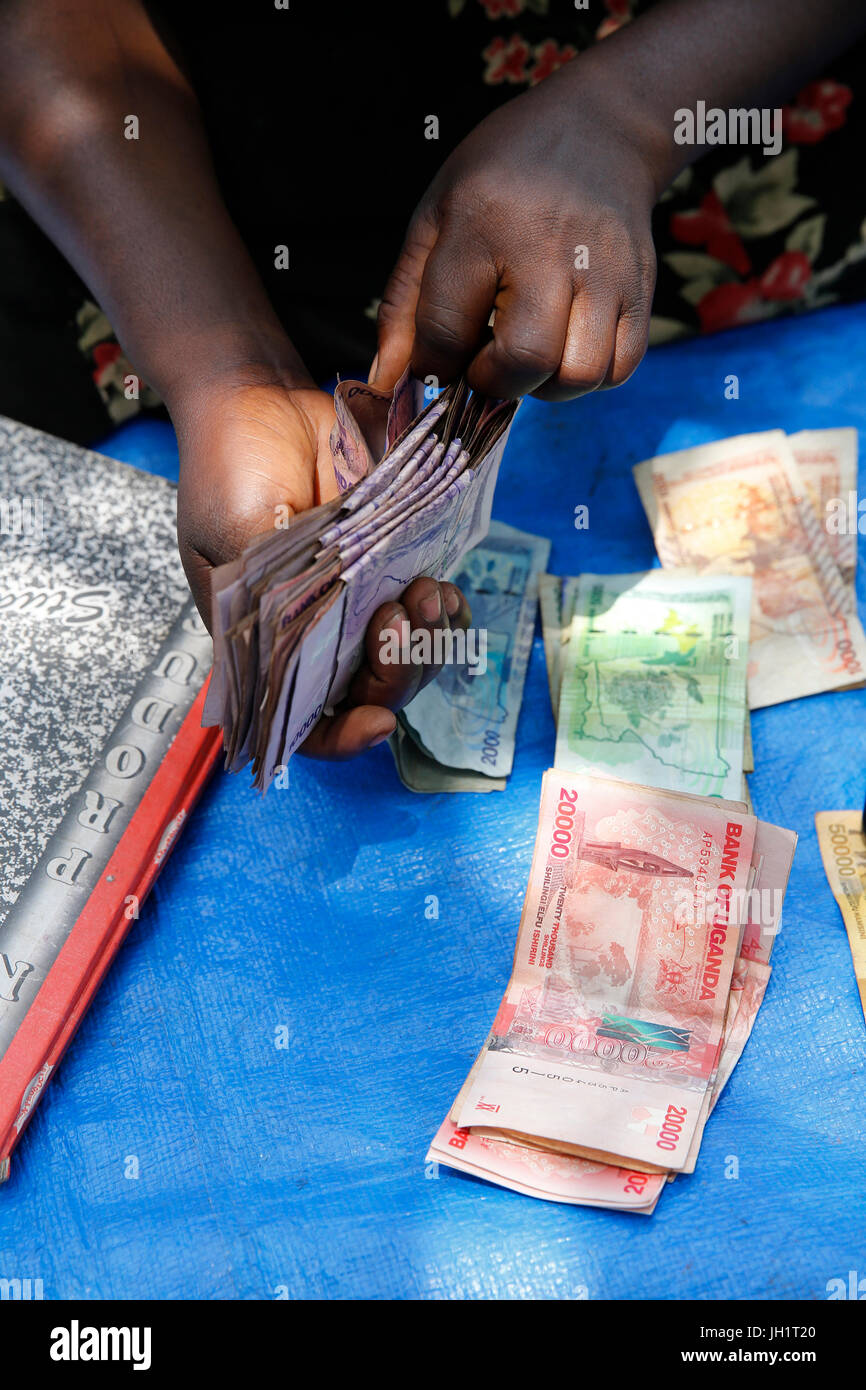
top-left (429, 425), bottom-right (863, 1211)
top-left (207, 389), bottom-right (864, 1213)
top-left (398, 426), bottom-right (865, 792)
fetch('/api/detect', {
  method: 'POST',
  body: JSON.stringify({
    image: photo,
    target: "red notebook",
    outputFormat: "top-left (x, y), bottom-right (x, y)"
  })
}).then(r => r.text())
top-left (0, 417), bottom-right (222, 1179)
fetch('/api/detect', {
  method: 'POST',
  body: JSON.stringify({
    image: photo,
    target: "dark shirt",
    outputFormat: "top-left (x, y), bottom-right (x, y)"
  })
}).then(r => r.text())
top-left (2, 0), bottom-right (865, 441)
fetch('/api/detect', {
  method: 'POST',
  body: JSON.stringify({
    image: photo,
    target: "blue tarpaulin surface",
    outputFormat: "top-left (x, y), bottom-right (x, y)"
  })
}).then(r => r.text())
top-left (3, 303), bottom-right (865, 1301)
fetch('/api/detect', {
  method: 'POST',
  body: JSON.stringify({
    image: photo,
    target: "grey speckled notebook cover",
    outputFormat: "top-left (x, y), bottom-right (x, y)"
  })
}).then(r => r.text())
top-left (0, 416), bottom-right (194, 927)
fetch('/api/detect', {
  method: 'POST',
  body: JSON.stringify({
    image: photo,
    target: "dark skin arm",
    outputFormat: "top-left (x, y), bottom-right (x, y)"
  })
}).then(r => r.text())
top-left (373, 0), bottom-right (866, 400)
top-left (0, 0), bottom-right (464, 758)
top-left (2, 0), bottom-right (864, 760)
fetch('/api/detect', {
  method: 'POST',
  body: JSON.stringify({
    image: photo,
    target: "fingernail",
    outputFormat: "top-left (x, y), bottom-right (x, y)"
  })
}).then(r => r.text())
top-left (443, 587), bottom-right (460, 617)
top-left (377, 618), bottom-right (403, 644)
top-left (419, 586), bottom-right (442, 622)
top-left (377, 602), bottom-right (403, 627)
top-left (368, 352), bottom-right (379, 385)
top-left (368, 729), bottom-right (392, 748)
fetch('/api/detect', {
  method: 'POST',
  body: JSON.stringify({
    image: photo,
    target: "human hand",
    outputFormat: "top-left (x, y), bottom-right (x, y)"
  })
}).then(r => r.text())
top-left (372, 61), bottom-right (666, 402)
top-left (175, 373), bottom-right (468, 759)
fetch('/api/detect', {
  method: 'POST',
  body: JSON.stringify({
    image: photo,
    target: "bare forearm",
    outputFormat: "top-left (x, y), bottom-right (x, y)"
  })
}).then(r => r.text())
top-left (0, 0), bottom-right (308, 412)
top-left (558, 0), bottom-right (866, 190)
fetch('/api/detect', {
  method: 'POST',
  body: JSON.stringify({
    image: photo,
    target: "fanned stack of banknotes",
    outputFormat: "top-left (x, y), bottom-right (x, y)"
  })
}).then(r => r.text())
top-left (430, 426), bottom-right (864, 1212)
top-left (204, 374), bottom-right (517, 785)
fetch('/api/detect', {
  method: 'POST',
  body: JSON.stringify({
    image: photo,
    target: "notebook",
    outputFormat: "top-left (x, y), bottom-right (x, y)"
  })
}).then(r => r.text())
top-left (0, 415), bottom-right (221, 1179)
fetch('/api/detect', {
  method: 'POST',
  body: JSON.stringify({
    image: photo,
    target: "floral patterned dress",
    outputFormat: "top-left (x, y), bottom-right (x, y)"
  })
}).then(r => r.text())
top-left (463, 0), bottom-right (865, 348)
top-left (0, 0), bottom-right (862, 442)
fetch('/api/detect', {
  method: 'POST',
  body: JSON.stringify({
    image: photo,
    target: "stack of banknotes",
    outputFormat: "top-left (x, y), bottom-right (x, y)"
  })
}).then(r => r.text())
top-left (204, 375), bottom-right (517, 788)
top-left (428, 769), bottom-right (796, 1212)
top-left (633, 427), bottom-right (865, 706)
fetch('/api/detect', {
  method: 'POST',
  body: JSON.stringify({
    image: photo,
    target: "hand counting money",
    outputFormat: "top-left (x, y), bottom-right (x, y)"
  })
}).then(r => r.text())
top-left (204, 375), bottom-right (518, 788)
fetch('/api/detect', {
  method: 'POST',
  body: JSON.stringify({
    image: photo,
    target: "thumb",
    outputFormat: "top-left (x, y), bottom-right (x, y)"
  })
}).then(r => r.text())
top-left (370, 206), bottom-right (438, 391)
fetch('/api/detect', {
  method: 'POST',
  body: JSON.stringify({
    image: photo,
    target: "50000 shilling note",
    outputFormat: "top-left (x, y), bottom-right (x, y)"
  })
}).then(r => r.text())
top-left (555, 570), bottom-right (751, 800)
top-left (633, 430), bottom-right (866, 708)
top-left (816, 812), bottom-right (866, 1025)
top-left (456, 771), bottom-right (757, 1172)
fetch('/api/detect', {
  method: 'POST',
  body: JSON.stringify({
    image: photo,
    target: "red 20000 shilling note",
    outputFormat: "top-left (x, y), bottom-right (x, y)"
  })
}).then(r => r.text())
top-left (456, 772), bottom-right (757, 1173)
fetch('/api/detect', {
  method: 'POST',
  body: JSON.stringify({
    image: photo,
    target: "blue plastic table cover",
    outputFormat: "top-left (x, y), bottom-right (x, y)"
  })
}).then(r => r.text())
top-left (2, 302), bottom-right (865, 1301)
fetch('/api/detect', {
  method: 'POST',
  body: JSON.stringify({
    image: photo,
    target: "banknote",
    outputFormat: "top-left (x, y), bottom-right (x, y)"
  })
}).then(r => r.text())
top-left (816, 811), bottom-right (866, 1025)
top-left (395, 522), bottom-right (550, 788)
top-left (389, 721), bottom-right (506, 792)
top-left (454, 770), bottom-right (758, 1172)
top-left (679, 816), bottom-right (794, 1170)
top-left (738, 816), bottom-right (797, 966)
top-left (555, 570), bottom-right (751, 800)
top-left (633, 430), bottom-right (866, 708)
top-left (427, 1117), bottom-right (665, 1212)
top-left (558, 577), bottom-right (580, 712)
top-left (432, 781), bottom-right (795, 1205)
top-left (205, 376), bottom-right (519, 787)
top-left (330, 372), bottom-right (423, 490)
top-left (539, 573), bottom-right (581, 718)
top-left (789, 427), bottom-right (858, 595)
top-left (544, 567), bottom-right (755, 777)
top-left (743, 715), bottom-right (754, 773)
top-left (538, 573), bottom-right (562, 712)
top-left (709, 958), bottom-right (771, 1111)
top-left (676, 955), bottom-right (771, 1175)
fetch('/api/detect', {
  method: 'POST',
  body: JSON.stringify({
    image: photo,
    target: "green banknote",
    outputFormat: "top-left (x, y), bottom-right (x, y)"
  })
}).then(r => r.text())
top-left (555, 570), bottom-right (752, 799)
